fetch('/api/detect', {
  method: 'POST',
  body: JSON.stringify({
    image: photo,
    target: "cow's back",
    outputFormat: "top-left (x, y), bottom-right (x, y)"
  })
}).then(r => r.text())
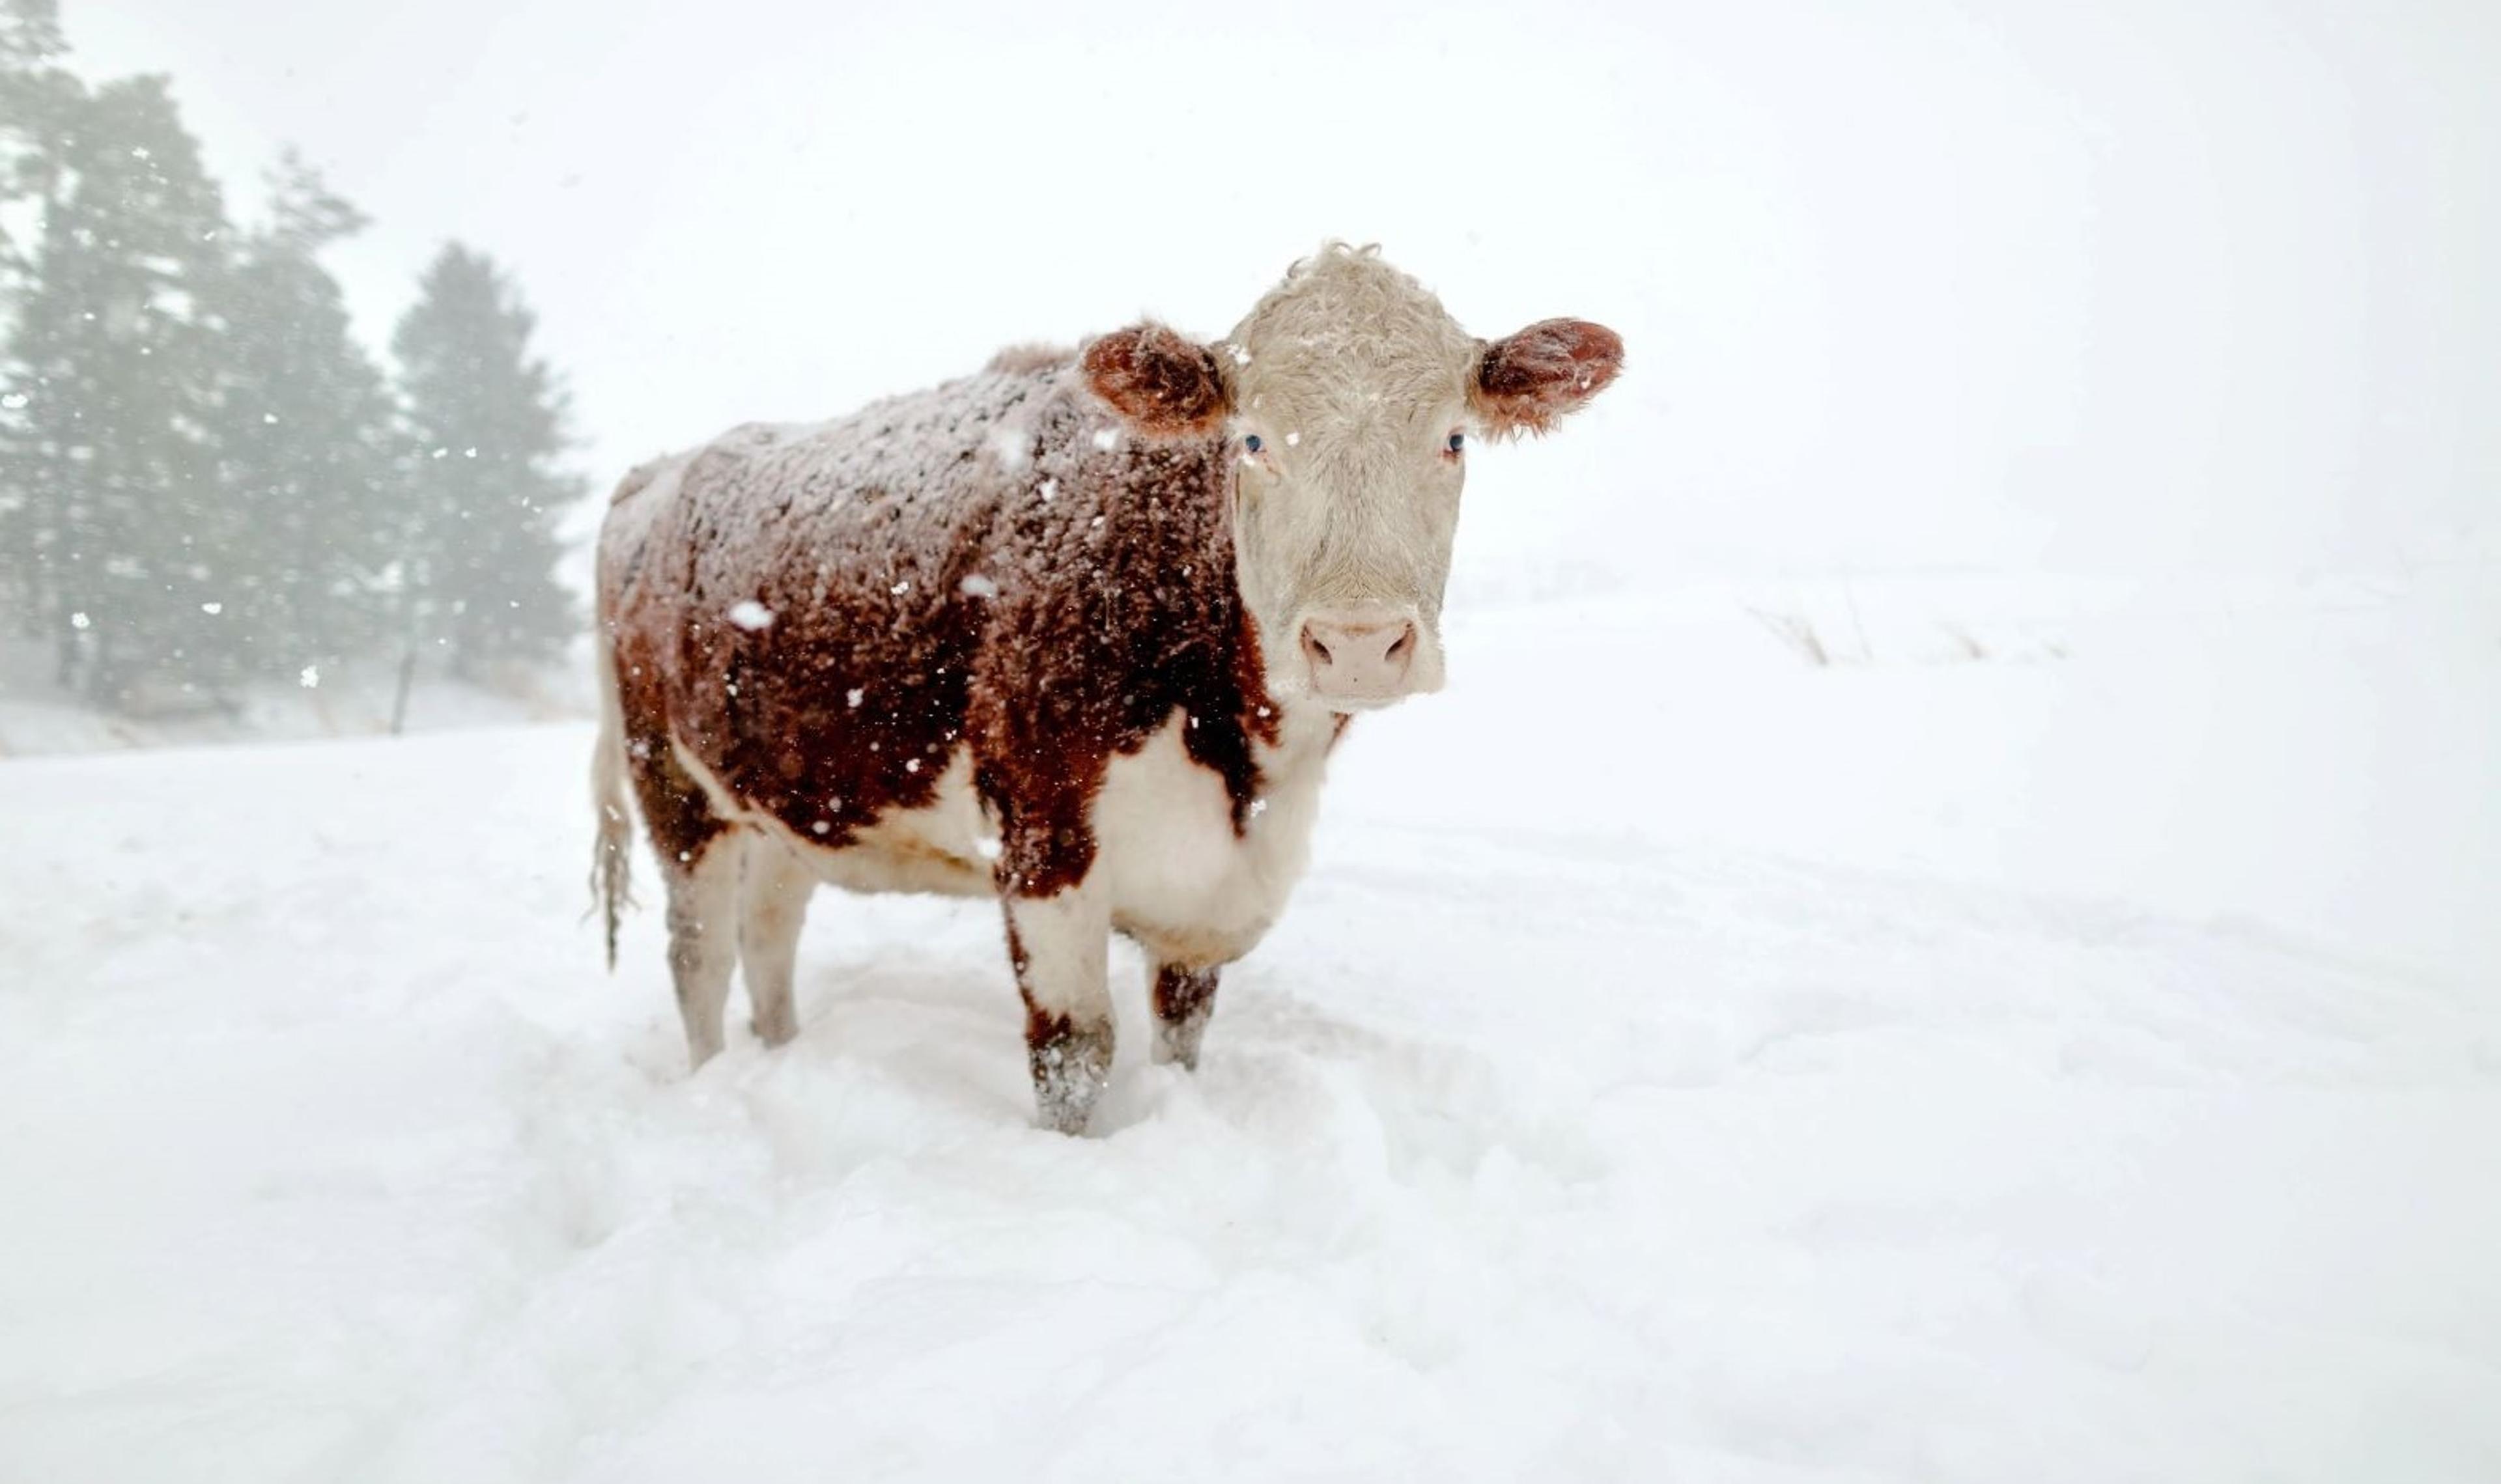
top-left (598, 361), bottom-right (1067, 852)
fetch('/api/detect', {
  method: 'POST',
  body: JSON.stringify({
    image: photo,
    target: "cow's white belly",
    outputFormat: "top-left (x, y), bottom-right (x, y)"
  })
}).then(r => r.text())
top-left (689, 707), bottom-right (1338, 966)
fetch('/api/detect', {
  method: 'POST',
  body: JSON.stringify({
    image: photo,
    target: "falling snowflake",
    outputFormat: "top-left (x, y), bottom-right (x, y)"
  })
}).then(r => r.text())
top-left (959, 574), bottom-right (999, 599)
top-left (727, 600), bottom-right (774, 631)
top-left (201, 602), bottom-right (222, 615)
top-left (298, 665), bottom-right (320, 688)
top-left (985, 425), bottom-right (1033, 471)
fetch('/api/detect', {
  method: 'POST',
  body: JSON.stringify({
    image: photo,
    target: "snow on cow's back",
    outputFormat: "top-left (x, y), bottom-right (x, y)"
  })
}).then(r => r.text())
top-left (597, 361), bottom-right (1074, 658)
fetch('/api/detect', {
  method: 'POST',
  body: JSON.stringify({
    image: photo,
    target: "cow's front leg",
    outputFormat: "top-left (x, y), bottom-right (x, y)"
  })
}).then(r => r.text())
top-left (738, 833), bottom-right (813, 1048)
top-left (1150, 962), bottom-right (1221, 1071)
top-left (1002, 886), bottom-right (1114, 1134)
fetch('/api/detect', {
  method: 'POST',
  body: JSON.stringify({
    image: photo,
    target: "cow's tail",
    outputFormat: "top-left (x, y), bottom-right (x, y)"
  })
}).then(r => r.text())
top-left (589, 626), bottom-right (636, 971)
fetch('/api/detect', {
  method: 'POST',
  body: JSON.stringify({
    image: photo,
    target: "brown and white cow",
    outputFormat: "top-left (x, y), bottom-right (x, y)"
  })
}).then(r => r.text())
top-left (591, 244), bottom-right (1620, 1132)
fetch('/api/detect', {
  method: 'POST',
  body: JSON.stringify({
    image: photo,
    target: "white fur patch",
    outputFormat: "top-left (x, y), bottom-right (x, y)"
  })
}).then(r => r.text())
top-left (1092, 705), bottom-right (1341, 966)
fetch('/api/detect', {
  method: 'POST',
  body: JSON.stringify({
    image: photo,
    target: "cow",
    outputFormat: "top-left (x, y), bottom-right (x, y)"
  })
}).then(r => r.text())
top-left (591, 244), bottom-right (1621, 1132)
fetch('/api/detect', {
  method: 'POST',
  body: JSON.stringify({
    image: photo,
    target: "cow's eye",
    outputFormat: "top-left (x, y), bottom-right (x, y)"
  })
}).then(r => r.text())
top-left (1243, 434), bottom-right (1264, 454)
top-left (1446, 431), bottom-right (1465, 454)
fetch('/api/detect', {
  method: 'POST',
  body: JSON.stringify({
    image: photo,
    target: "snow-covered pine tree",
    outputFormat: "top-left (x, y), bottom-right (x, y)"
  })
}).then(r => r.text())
top-left (207, 151), bottom-right (400, 682)
top-left (0, 72), bottom-right (234, 707)
top-left (390, 244), bottom-right (580, 685)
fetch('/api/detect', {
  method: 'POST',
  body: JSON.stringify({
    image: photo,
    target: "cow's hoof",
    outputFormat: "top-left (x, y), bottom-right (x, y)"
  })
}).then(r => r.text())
top-left (1150, 1007), bottom-right (1210, 1071)
top-left (1030, 1021), bottom-right (1114, 1134)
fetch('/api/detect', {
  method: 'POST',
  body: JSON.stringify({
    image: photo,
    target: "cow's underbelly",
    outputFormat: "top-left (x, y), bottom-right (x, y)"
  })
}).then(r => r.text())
top-left (670, 711), bottom-right (1333, 964)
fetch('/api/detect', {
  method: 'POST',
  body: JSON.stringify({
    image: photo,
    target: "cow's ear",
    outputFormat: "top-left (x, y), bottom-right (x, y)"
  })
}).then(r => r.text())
top-left (1469, 318), bottom-right (1624, 439)
top-left (1081, 322), bottom-right (1232, 438)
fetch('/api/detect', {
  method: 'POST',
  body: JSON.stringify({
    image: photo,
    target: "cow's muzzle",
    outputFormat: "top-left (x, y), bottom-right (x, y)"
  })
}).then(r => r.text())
top-left (1298, 605), bottom-right (1430, 708)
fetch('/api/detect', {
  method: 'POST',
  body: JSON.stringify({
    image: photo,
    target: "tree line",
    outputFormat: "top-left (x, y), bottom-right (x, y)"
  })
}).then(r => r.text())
top-left (0, 0), bottom-right (578, 718)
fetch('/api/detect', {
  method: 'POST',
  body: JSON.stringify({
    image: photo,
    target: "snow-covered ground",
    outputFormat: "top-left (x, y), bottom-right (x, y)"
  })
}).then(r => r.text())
top-left (0, 639), bottom-right (594, 757)
top-left (3, 578), bottom-right (2496, 1481)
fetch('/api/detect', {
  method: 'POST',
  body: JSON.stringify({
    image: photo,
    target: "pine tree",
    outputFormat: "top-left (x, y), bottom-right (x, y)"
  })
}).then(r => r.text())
top-left (206, 151), bottom-right (400, 680)
top-left (391, 244), bottom-right (579, 684)
top-left (0, 0), bottom-right (76, 630)
top-left (0, 72), bottom-right (234, 705)
top-left (0, 0), bottom-right (69, 288)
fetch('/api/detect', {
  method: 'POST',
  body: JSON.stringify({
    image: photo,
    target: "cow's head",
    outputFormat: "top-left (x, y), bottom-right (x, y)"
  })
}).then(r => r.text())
top-left (1082, 244), bottom-right (1622, 712)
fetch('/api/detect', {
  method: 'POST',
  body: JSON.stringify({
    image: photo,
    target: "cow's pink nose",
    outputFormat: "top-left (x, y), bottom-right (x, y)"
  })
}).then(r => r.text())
top-left (1299, 611), bottom-right (1419, 701)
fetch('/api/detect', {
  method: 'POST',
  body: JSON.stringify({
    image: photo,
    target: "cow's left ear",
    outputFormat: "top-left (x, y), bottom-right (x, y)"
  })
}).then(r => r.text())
top-left (1469, 318), bottom-right (1624, 438)
top-left (1081, 322), bottom-right (1232, 438)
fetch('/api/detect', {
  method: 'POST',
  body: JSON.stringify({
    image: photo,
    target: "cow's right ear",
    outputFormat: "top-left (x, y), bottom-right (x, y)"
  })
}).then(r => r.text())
top-left (1081, 322), bottom-right (1232, 438)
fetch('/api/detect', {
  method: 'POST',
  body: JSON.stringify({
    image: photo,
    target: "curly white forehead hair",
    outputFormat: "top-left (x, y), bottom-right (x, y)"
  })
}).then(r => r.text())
top-left (1219, 244), bottom-right (1482, 429)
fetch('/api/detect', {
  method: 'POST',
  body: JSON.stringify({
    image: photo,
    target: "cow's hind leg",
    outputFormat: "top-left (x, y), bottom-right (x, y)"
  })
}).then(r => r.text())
top-left (1002, 887), bottom-right (1115, 1134)
top-left (662, 843), bottom-right (742, 1069)
top-left (739, 833), bottom-right (812, 1048)
top-left (1150, 961), bottom-right (1222, 1071)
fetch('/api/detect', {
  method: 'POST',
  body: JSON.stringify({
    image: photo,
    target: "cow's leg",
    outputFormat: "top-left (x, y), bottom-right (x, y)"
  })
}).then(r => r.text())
top-left (661, 841), bottom-right (742, 1069)
top-left (1150, 960), bottom-right (1222, 1071)
top-left (1002, 886), bottom-right (1115, 1134)
top-left (739, 833), bottom-right (812, 1048)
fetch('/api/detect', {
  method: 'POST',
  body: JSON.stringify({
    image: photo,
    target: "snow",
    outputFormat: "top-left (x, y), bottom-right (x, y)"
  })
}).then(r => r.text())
top-left (0, 636), bottom-right (593, 756)
top-left (984, 423), bottom-right (1034, 472)
top-left (726, 599), bottom-right (774, 632)
top-left (4, 578), bottom-right (2496, 1481)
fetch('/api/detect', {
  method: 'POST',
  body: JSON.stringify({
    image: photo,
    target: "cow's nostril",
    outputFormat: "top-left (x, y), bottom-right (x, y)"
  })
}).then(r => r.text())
top-left (1385, 626), bottom-right (1413, 664)
top-left (1303, 628), bottom-right (1334, 667)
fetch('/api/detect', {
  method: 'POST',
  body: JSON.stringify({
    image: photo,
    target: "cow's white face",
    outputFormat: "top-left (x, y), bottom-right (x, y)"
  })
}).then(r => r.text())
top-left (1083, 244), bottom-right (1621, 712)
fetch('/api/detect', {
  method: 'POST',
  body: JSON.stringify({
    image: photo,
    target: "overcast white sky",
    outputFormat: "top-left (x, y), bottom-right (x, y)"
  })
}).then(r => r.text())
top-left (66, 0), bottom-right (2500, 580)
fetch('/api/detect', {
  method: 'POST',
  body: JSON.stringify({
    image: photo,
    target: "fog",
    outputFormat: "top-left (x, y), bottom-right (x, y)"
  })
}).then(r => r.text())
top-left (72, 0), bottom-right (2500, 583)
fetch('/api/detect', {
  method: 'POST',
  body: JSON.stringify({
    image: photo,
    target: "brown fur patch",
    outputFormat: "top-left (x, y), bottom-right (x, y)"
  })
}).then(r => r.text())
top-left (1152, 962), bottom-right (1221, 1025)
top-left (1080, 323), bottom-right (1232, 437)
top-left (1471, 318), bottom-right (1624, 438)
